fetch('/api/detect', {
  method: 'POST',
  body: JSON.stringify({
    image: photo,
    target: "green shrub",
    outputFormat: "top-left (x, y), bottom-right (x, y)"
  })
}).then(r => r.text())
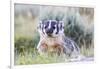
top-left (64, 14), bottom-right (94, 48)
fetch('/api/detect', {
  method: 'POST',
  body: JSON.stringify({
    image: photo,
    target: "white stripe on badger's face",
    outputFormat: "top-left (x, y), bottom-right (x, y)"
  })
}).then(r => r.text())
top-left (43, 23), bottom-right (46, 35)
top-left (48, 20), bottom-right (51, 29)
top-left (52, 20), bottom-right (60, 37)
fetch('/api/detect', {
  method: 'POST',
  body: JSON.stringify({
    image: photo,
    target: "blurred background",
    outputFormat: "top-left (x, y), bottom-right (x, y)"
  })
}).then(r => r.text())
top-left (14, 3), bottom-right (94, 65)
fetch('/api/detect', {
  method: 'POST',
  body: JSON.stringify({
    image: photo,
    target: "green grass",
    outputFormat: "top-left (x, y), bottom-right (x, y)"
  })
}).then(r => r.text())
top-left (15, 50), bottom-right (65, 65)
top-left (14, 46), bottom-right (94, 65)
top-left (80, 46), bottom-right (94, 57)
top-left (14, 34), bottom-right (94, 65)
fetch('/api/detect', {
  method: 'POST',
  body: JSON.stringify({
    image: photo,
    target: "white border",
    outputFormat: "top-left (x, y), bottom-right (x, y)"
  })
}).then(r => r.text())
top-left (13, 0), bottom-right (95, 8)
top-left (11, 0), bottom-right (14, 69)
top-left (11, 0), bottom-right (96, 69)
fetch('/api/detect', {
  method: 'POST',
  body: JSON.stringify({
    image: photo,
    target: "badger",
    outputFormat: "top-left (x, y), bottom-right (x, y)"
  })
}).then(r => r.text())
top-left (37, 20), bottom-right (80, 59)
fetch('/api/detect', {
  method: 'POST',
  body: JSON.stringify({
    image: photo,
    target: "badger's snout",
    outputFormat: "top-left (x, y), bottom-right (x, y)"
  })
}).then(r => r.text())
top-left (46, 29), bottom-right (53, 36)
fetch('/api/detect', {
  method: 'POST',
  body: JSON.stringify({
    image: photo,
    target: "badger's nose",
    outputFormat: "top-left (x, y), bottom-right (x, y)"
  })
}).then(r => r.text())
top-left (46, 29), bottom-right (53, 35)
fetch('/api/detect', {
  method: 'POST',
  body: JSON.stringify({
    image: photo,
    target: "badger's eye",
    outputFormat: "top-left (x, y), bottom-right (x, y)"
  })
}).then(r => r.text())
top-left (52, 26), bottom-right (55, 29)
top-left (44, 26), bottom-right (47, 29)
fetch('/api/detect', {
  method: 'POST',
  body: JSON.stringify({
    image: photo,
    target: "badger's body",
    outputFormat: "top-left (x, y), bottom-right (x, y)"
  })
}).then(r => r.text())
top-left (37, 20), bottom-right (80, 58)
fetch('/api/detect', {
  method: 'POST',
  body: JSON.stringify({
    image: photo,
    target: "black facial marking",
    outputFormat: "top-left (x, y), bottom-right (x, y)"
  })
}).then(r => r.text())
top-left (56, 23), bottom-right (59, 34)
top-left (60, 23), bottom-right (63, 30)
top-left (51, 21), bottom-right (56, 30)
top-left (44, 21), bottom-right (49, 29)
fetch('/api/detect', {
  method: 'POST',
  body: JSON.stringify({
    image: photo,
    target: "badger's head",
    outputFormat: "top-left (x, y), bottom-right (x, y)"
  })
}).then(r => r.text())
top-left (38, 20), bottom-right (64, 38)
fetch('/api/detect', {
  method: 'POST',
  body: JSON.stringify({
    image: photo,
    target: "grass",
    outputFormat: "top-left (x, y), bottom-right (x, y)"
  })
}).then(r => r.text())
top-left (80, 46), bottom-right (94, 57)
top-left (15, 50), bottom-right (65, 65)
top-left (14, 45), bottom-right (94, 65)
top-left (14, 33), bottom-right (94, 65)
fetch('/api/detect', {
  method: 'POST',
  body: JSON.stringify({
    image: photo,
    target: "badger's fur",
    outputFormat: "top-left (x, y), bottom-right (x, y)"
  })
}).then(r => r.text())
top-left (37, 20), bottom-right (80, 58)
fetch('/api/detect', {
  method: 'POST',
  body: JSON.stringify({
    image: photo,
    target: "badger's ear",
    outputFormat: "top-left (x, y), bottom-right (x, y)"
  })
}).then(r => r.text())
top-left (59, 21), bottom-right (64, 26)
top-left (37, 21), bottom-right (42, 29)
top-left (59, 21), bottom-right (64, 29)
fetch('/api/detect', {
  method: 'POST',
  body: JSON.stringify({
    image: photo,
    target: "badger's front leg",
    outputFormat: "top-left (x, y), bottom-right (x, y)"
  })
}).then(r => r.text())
top-left (37, 40), bottom-right (48, 55)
